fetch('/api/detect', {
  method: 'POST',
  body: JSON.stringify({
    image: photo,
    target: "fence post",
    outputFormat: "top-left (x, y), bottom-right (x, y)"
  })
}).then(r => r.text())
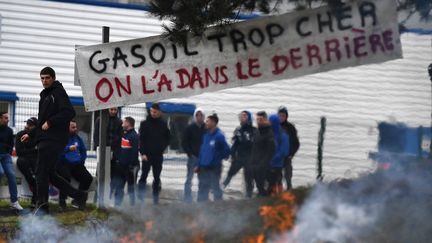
top-left (97, 26), bottom-right (110, 208)
top-left (317, 116), bottom-right (326, 181)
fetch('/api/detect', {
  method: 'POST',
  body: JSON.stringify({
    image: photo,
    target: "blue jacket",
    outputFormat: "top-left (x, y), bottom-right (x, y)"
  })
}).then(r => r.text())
top-left (119, 128), bottom-right (139, 167)
top-left (61, 134), bottom-right (87, 165)
top-left (197, 128), bottom-right (230, 168)
top-left (269, 115), bottom-right (289, 168)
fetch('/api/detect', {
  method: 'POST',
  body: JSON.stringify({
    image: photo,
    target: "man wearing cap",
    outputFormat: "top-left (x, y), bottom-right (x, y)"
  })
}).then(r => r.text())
top-left (138, 103), bottom-right (170, 204)
top-left (278, 106), bottom-right (300, 190)
top-left (195, 113), bottom-right (230, 202)
top-left (15, 117), bottom-right (38, 207)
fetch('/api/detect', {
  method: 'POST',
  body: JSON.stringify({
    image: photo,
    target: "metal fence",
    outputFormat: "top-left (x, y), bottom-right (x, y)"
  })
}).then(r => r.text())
top-left (1, 97), bottom-right (246, 201)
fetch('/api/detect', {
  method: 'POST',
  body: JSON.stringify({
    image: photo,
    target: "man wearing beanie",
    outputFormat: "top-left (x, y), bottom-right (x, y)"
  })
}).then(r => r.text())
top-left (195, 113), bottom-right (230, 202)
top-left (222, 110), bottom-right (257, 198)
top-left (15, 117), bottom-right (39, 207)
top-left (278, 106), bottom-right (300, 190)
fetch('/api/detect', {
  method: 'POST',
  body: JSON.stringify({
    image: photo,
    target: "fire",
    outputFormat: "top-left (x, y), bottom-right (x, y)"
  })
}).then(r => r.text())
top-left (241, 192), bottom-right (297, 243)
top-left (242, 234), bottom-right (265, 243)
top-left (259, 191), bottom-right (296, 233)
top-left (118, 220), bottom-right (155, 243)
top-left (191, 232), bottom-right (205, 243)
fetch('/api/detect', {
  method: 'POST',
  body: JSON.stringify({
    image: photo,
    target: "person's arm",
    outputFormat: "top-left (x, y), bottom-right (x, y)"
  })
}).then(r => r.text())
top-left (290, 126), bottom-right (300, 157)
top-left (138, 121), bottom-right (146, 156)
top-left (181, 126), bottom-right (193, 157)
top-left (78, 136), bottom-right (87, 164)
top-left (131, 133), bottom-right (140, 167)
top-left (46, 89), bottom-right (75, 128)
top-left (230, 128), bottom-right (239, 160)
top-left (15, 132), bottom-right (25, 157)
top-left (163, 122), bottom-right (171, 151)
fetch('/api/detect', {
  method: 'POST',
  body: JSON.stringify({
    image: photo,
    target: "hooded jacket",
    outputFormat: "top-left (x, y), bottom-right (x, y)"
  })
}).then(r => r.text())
top-left (250, 123), bottom-right (276, 168)
top-left (119, 128), bottom-right (139, 167)
top-left (139, 114), bottom-right (170, 156)
top-left (61, 134), bottom-right (87, 165)
top-left (182, 108), bottom-right (206, 158)
top-left (280, 121), bottom-right (300, 157)
top-left (197, 128), bottom-right (230, 168)
top-left (231, 111), bottom-right (257, 162)
top-left (0, 124), bottom-right (13, 155)
top-left (93, 115), bottom-right (123, 153)
top-left (15, 129), bottom-right (37, 159)
top-left (35, 81), bottom-right (75, 146)
top-left (269, 114), bottom-right (289, 168)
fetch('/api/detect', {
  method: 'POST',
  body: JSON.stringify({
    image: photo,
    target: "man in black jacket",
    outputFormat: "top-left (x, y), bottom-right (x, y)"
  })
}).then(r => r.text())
top-left (15, 117), bottom-right (38, 207)
top-left (181, 108), bottom-right (205, 202)
top-left (250, 111), bottom-right (275, 197)
top-left (222, 110), bottom-right (257, 198)
top-left (138, 103), bottom-right (170, 204)
top-left (93, 107), bottom-right (122, 198)
top-left (21, 67), bottom-right (87, 213)
top-left (278, 106), bottom-right (300, 190)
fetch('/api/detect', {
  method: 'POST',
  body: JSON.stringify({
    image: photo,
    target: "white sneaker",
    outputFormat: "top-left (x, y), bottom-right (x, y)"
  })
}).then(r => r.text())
top-left (11, 201), bottom-right (23, 211)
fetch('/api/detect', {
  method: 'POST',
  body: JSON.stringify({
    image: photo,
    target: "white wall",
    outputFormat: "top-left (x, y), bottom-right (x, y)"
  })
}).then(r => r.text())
top-left (0, 0), bottom-right (431, 188)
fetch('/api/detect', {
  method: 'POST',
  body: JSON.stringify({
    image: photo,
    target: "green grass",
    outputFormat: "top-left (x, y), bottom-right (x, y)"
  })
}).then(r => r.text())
top-left (0, 199), bottom-right (110, 240)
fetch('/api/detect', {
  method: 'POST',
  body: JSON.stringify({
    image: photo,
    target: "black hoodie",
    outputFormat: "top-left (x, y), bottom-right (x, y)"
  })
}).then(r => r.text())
top-left (35, 81), bottom-right (75, 146)
top-left (249, 124), bottom-right (276, 168)
top-left (139, 115), bottom-right (170, 156)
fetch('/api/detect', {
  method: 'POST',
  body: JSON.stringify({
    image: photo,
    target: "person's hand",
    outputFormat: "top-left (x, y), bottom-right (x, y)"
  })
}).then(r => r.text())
top-left (21, 134), bottom-right (29, 143)
top-left (42, 121), bottom-right (50, 130)
top-left (69, 144), bottom-right (77, 151)
top-left (141, 154), bottom-right (148, 161)
top-left (194, 166), bottom-right (200, 173)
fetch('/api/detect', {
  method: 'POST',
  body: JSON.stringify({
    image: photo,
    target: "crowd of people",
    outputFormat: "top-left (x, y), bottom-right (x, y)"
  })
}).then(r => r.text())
top-left (0, 66), bottom-right (300, 214)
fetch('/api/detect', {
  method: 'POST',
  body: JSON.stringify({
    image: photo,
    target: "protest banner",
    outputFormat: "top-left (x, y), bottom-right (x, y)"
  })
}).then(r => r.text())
top-left (75, 0), bottom-right (402, 111)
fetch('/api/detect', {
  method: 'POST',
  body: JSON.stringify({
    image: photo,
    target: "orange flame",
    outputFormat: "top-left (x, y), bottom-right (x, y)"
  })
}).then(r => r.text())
top-left (242, 233), bottom-right (265, 243)
top-left (259, 191), bottom-right (296, 233)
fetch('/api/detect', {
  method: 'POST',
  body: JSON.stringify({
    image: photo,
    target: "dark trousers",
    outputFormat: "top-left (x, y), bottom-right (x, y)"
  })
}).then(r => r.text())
top-left (36, 142), bottom-right (84, 209)
top-left (17, 157), bottom-right (37, 202)
top-left (57, 163), bottom-right (93, 204)
top-left (138, 155), bottom-right (163, 200)
top-left (113, 164), bottom-right (137, 206)
top-left (197, 166), bottom-right (223, 202)
top-left (283, 157), bottom-right (293, 190)
top-left (268, 167), bottom-right (283, 195)
top-left (223, 160), bottom-right (244, 186)
top-left (252, 166), bottom-right (269, 197)
top-left (243, 165), bottom-right (254, 198)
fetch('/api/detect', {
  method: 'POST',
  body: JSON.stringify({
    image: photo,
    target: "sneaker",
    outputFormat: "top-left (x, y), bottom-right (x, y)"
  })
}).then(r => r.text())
top-left (11, 201), bottom-right (23, 211)
top-left (72, 192), bottom-right (88, 210)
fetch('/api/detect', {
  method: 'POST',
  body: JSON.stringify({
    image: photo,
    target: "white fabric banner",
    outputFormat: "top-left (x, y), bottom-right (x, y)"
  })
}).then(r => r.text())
top-left (76, 0), bottom-right (402, 111)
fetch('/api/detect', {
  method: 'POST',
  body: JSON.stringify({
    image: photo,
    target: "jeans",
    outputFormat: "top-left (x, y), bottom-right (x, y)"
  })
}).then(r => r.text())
top-left (113, 164), bottom-right (138, 206)
top-left (183, 155), bottom-right (198, 202)
top-left (197, 165), bottom-right (223, 202)
top-left (0, 154), bottom-right (18, 203)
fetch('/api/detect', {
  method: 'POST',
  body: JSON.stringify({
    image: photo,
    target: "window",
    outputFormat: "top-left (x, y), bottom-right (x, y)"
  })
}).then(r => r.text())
top-left (70, 96), bottom-right (92, 149)
top-left (0, 91), bottom-right (18, 127)
top-left (146, 102), bottom-right (195, 153)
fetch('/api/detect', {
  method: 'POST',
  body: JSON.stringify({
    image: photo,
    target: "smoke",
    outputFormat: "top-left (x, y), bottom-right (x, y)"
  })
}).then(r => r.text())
top-left (12, 214), bottom-right (115, 243)
top-left (275, 161), bottom-right (432, 243)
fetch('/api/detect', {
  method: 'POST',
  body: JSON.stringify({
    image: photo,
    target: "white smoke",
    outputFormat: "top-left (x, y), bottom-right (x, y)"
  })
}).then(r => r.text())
top-left (274, 163), bottom-right (432, 243)
top-left (12, 214), bottom-right (115, 243)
